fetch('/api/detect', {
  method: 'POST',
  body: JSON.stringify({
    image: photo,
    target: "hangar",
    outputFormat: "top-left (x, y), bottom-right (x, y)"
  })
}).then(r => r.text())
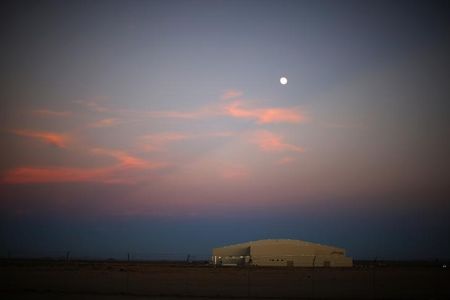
top-left (212, 239), bottom-right (352, 267)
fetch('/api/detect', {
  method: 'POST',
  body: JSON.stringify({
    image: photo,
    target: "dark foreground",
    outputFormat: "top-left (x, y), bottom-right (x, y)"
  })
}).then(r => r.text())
top-left (1, 261), bottom-right (449, 299)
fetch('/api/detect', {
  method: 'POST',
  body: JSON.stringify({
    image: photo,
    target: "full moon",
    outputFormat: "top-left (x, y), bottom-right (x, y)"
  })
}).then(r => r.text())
top-left (280, 77), bottom-right (288, 85)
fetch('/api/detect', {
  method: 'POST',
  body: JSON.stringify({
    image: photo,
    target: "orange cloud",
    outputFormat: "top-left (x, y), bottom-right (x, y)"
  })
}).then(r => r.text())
top-left (224, 101), bottom-right (305, 124)
top-left (11, 129), bottom-right (69, 148)
top-left (221, 89), bottom-right (243, 100)
top-left (32, 109), bottom-right (72, 117)
top-left (251, 130), bottom-right (304, 153)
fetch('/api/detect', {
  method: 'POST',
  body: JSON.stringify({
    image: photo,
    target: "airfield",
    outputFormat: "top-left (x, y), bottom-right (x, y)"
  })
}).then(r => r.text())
top-left (1, 260), bottom-right (449, 299)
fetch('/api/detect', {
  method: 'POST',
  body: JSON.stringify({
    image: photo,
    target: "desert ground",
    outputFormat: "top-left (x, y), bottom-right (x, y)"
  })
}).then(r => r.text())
top-left (1, 260), bottom-right (449, 299)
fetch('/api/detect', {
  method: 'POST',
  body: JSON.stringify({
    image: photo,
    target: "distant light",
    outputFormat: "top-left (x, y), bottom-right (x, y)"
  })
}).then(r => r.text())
top-left (280, 77), bottom-right (288, 85)
top-left (443, 264), bottom-right (447, 268)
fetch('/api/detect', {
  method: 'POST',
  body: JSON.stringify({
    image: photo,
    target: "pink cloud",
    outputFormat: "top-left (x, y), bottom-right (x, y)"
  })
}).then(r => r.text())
top-left (11, 129), bottom-right (69, 148)
top-left (3, 149), bottom-right (165, 184)
top-left (224, 101), bottom-right (305, 124)
top-left (2, 166), bottom-right (121, 184)
top-left (138, 131), bottom-right (234, 152)
top-left (320, 121), bottom-right (366, 130)
top-left (70, 92), bottom-right (306, 126)
top-left (145, 111), bottom-right (201, 119)
top-left (251, 130), bottom-right (304, 153)
top-left (32, 109), bottom-right (72, 117)
top-left (221, 165), bottom-right (249, 180)
top-left (277, 156), bottom-right (296, 165)
top-left (1, 165), bottom-right (159, 184)
top-left (143, 101), bottom-right (305, 125)
top-left (90, 118), bottom-right (121, 128)
top-left (90, 148), bottom-right (162, 169)
top-left (142, 106), bottom-right (221, 120)
top-left (221, 89), bottom-right (243, 100)
top-left (138, 133), bottom-right (190, 152)
top-left (117, 90), bottom-right (304, 125)
top-left (74, 96), bottom-right (110, 112)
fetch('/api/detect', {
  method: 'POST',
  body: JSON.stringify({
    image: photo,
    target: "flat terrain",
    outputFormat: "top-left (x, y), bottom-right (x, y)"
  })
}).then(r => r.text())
top-left (1, 261), bottom-right (449, 299)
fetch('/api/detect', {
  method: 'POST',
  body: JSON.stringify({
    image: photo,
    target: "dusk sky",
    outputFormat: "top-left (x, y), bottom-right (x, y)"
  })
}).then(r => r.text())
top-left (1, 0), bottom-right (450, 260)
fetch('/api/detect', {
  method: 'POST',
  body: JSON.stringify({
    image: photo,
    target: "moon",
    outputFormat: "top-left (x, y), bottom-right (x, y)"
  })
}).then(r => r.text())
top-left (280, 76), bottom-right (288, 85)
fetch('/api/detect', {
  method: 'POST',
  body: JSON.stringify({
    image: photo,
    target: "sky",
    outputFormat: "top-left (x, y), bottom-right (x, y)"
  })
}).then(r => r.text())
top-left (1, 0), bottom-right (450, 260)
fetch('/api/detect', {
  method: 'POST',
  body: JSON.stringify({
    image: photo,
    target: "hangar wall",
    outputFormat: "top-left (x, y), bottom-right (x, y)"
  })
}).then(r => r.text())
top-left (212, 239), bottom-right (352, 267)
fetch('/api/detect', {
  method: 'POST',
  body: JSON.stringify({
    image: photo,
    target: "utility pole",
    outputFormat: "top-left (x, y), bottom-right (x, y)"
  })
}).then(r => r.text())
top-left (247, 266), bottom-right (251, 298)
top-left (311, 255), bottom-right (316, 298)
